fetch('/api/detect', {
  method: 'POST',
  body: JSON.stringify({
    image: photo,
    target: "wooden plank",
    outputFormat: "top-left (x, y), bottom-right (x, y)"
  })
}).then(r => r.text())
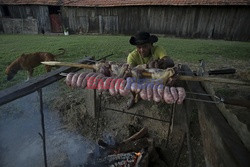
top-left (0, 58), bottom-right (92, 106)
top-left (181, 64), bottom-right (250, 167)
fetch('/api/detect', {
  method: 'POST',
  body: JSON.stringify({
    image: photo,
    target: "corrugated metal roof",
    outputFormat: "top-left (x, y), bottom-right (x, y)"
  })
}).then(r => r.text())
top-left (0, 0), bottom-right (249, 6)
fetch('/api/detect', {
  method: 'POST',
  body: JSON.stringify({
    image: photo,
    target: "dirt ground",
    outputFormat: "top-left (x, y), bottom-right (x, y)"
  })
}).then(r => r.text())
top-left (52, 57), bottom-right (249, 166)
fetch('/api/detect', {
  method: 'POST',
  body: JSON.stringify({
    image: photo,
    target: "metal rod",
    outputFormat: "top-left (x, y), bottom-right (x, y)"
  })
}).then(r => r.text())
top-left (37, 89), bottom-right (48, 167)
top-left (95, 93), bottom-right (102, 138)
top-left (104, 107), bottom-right (170, 123)
top-left (185, 97), bottom-right (220, 104)
top-left (166, 103), bottom-right (175, 147)
top-left (96, 53), bottom-right (114, 61)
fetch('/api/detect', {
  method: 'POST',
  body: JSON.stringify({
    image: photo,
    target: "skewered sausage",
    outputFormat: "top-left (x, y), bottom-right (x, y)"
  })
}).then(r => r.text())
top-left (92, 74), bottom-right (105, 89)
top-left (157, 84), bottom-right (164, 100)
top-left (164, 86), bottom-right (174, 104)
top-left (120, 77), bottom-right (133, 96)
top-left (109, 78), bottom-right (118, 96)
top-left (119, 80), bottom-right (128, 96)
top-left (146, 83), bottom-right (154, 101)
top-left (65, 72), bottom-right (187, 105)
top-left (131, 82), bottom-right (142, 94)
top-left (170, 87), bottom-right (178, 102)
top-left (140, 83), bottom-right (148, 100)
top-left (71, 73), bottom-right (80, 88)
top-left (124, 77), bottom-right (133, 91)
top-left (103, 77), bottom-right (113, 90)
top-left (65, 72), bottom-right (74, 86)
top-left (82, 72), bottom-right (95, 88)
top-left (153, 84), bottom-right (161, 102)
top-left (97, 77), bottom-right (107, 92)
top-left (76, 72), bottom-right (88, 87)
top-left (114, 78), bottom-right (125, 94)
top-left (176, 87), bottom-right (186, 104)
top-left (87, 73), bottom-right (99, 89)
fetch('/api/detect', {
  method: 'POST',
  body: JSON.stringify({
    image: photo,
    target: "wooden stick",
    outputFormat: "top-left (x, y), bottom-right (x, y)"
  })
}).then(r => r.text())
top-left (178, 75), bottom-right (250, 86)
top-left (41, 61), bottom-right (94, 69)
top-left (121, 127), bottom-right (148, 145)
top-left (42, 61), bottom-right (250, 86)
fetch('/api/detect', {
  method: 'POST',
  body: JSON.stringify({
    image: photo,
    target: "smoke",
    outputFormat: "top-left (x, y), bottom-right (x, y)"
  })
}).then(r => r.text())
top-left (0, 82), bottom-right (98, 167)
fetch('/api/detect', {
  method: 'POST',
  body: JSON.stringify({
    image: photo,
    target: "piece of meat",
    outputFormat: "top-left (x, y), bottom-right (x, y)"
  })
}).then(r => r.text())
top-left (87, 73), bottom-right (99, 89)
top-left (140, 83), bottom-right (148, 100)
top-left (114, 78), bottom-right (125, 94)
top-left (65, 72), bottom-right (74, 86)
top-left (92, 74), bottom-right (105, 89)
top-left (153, 84), bottom-right (161, 102)
top-left (157, 84), bottom-right (164, 100)
top-left (109, 78), bottom-right (118, 96)
top-left (146, 83), bottom-right (154, 101)
top-left (82, 72), bottom-right (95, 88)
top-left (164, 86), bottom-right (175, 104)
top-left (170, 87), bottom-right (178, 102)
top-left (176, 87), bottom-right (186, 104)
top-left (76, 72), bottom-right (88, 87)
top-left (71, 73), bottom-right (80, 88)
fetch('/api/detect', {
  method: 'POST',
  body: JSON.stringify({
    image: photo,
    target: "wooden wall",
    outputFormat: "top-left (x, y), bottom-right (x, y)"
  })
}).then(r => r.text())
top-left (62, 5), bottom-right (250, 41)
top-left (0, 5), bottom-right (249, 41)
top-left (0, 5), bottom-right (51, 33)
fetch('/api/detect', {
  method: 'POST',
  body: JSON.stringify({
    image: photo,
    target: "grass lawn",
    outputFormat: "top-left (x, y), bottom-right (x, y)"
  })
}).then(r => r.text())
top-left (0, 34), bottom-right (249, 90)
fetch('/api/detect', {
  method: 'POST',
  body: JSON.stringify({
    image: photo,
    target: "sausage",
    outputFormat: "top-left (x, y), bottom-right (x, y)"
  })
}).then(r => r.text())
top-left (114, 78), bottom-right (125, 94)
top-left (92, 74), bottom-right (105, 89)
top-left (103, 77), bottom-right (113, 90)
top-left (82, 72), bottom-right (95, 88)
top-left (157, 84), bottom-right (164, 99)
top-left (146, 83), bottom-right (154, 101)
top-left (119, 80), bottom-right (128, 96)
top-left (76, 72), bottom-right (88, 87)
top-left (97, 77), bottom-right (107, 92)
top-left (131, 81), bottom-right (142, 93)
top-left (140, 83), bottom-right (148, 100)
top-left (176, 87), bottom-right (186, 104)
top-left (164, 86), bottom-right (174, 104)
top-left (71, 73), bottom-right (80, 88)
top-left (124, 77), bottom-right (134, 91)
top-left (153, 84), bottom-right (161, 103)
top-left (120, 77), bottom-right (133, 96)
top-left (109, 78), bottom-right (118, 96)
top-left (65, 72), bottom-right (74, 86)
top-left (87, 73), bottom-right (99, 89)
top-left (170, 87), bottom-right (178, 102)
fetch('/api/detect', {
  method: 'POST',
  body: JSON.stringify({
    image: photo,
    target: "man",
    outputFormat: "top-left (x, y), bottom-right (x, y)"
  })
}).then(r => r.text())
top-left (126, 31), bottom-right (175, 109)
top-left (127, 31), bottom-right (174, 69)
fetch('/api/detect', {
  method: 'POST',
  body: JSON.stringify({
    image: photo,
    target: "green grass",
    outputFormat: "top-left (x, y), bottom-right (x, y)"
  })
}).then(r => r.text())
top-left (1, 34), bottom-right (249, 90)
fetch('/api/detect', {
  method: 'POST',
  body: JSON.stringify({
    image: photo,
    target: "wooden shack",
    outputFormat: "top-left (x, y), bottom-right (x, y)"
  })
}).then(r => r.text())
top-left (0, 0), bottom-right (249, 40)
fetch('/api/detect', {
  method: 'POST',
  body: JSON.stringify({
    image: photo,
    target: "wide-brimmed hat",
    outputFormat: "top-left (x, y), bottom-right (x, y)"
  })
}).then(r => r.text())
top-left (129, 32), bottom-right (158, 45)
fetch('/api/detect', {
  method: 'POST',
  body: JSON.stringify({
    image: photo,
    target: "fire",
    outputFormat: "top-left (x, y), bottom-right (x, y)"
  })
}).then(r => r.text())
top-left (135, 152), bottom-right (141, 156)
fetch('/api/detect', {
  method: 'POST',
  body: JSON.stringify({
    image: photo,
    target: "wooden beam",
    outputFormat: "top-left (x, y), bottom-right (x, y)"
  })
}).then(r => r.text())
top-left (182, 64), bottom-right (250, 167)
top-left (0, 58), bottom-right (92, 106)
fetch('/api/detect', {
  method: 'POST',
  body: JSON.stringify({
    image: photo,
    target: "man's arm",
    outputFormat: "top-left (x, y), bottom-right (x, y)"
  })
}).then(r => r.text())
top-left (127, 52), bottom-right (137, 68)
